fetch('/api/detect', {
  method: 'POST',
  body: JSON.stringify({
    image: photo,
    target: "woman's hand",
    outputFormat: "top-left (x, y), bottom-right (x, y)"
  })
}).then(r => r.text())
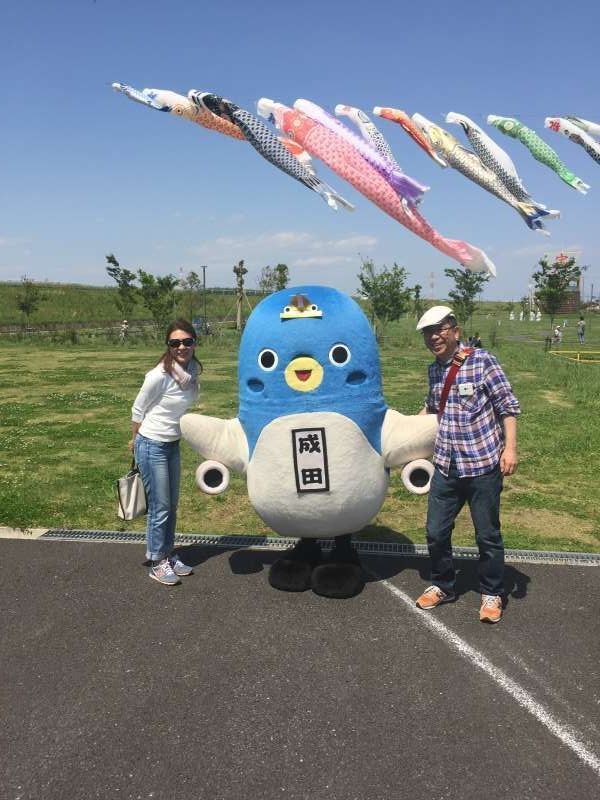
top-left (130, 422), bottom-right (141, 453)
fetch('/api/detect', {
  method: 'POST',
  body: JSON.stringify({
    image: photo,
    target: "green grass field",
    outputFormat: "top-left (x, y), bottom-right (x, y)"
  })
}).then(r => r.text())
top-left (1, 306), bottom-right (598, 552)
top-left (0, 281), bottom-right (263, 328)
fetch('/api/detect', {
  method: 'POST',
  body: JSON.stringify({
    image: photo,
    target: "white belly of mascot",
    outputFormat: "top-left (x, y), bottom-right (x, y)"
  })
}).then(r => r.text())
top-left (247, 412), bottom-right (388, 538)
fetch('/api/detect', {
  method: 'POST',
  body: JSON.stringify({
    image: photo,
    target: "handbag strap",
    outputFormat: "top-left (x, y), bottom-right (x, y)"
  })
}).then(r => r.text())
top-left (437, 347), bottom-right (474, 418)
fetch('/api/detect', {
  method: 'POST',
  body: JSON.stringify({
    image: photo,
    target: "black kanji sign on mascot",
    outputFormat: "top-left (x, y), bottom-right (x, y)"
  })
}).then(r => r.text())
top-left (291, 427), bottom-right (330, 493)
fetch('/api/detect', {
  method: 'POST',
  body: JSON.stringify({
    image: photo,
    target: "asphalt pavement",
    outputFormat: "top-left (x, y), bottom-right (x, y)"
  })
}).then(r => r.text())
top-left (1, 538), bottom-right (599, 800)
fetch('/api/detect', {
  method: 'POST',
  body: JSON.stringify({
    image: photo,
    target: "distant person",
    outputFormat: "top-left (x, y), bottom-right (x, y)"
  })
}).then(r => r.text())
top-left (553, 325), bottom-right (562, 345)
top-left (414, 306), bottom-right (520, 624)
top-left (577, 316), bottom-right (586, 345)
top-left (130, 319), bottom-right (201, 585)
top-left (119, 319), bottom-right (129, 343)
top-left (471, 332), bottom-right (482, 348)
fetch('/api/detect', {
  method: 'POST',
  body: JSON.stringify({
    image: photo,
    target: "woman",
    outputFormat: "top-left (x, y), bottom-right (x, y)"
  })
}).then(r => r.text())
top-left (131, 319), bottom-right (201, 585)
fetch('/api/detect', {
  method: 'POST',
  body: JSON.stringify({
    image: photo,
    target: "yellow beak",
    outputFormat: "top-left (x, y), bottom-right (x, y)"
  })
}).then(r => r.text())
top-left (284, 356), bottom-right (323, 392)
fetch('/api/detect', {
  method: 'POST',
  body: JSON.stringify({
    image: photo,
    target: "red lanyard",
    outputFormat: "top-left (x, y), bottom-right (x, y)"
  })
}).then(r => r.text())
top-left (437, 348), bottom-right (474, 418)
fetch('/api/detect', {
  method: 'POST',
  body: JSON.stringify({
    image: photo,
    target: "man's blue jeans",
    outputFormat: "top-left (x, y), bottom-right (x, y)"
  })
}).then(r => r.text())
top-left (426, 461), bottom-right (504, 596)
top-left (134, 434), bottom-right (180, 561)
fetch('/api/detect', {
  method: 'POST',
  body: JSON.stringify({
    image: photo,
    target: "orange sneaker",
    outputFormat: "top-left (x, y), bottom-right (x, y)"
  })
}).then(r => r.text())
top-left (480, 594), bottom-right (503, 623)
top-left (415, 585), bottom-right (455, 610)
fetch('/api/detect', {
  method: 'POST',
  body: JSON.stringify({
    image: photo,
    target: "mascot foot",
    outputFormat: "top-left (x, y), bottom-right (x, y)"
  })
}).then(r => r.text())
top-left (311, 535), bottom-right (364, 599)
top-left (268, 538), bottom-right (323, 592)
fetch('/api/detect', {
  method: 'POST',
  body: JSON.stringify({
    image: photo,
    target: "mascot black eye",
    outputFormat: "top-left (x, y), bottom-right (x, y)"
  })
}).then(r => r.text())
top-left (329, 344), bottom-right (351, 365)
top-left (258, 348), bottom-right (278, 371)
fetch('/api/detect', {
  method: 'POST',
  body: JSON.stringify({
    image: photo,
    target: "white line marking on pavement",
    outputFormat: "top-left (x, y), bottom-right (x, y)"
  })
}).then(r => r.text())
top-left (380, 579), bottom-right (600, 777)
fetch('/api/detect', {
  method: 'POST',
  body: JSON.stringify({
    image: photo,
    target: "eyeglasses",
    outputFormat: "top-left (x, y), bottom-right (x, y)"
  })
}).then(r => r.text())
top-left (168, 338), bottom-right (196, 348)
top-left (422, 325), bottom-right (456, 339)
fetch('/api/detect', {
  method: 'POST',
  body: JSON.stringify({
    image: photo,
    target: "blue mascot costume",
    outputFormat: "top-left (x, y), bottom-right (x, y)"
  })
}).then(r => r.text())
top-left (181, 285), bottom-right (437, 598)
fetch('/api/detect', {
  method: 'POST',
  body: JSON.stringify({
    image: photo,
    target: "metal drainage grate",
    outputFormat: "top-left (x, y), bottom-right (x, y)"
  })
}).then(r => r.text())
top-left (40, 529), bottom-right (600, 566)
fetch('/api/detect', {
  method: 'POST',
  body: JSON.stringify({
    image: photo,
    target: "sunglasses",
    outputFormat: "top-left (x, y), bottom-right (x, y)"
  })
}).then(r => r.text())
top-left (422, 325), bottom-right (456, 338)
top-left (168, 338), bottom-right (196, 348)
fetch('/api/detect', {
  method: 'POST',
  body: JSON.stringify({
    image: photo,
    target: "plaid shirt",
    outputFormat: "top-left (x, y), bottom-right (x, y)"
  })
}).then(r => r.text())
top-left (426, 346), bottom-right (520, 477)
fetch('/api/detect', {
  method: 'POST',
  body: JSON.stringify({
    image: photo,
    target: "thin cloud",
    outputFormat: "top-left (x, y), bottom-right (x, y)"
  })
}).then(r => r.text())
top-left (325, 235), bottom-right (378, 250)
top-left (0, 236), bottom-right (28, 247)
top-left (509, 242), bottom-right (583, 259)
top-left (293, 255), bottom-right (355, 267)
top-left (191, 230), bottom-right (377, 258)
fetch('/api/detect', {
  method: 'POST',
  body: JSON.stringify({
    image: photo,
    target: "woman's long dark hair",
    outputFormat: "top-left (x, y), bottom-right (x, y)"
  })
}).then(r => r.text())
top-left (156, 319), bottom-right (203, 375)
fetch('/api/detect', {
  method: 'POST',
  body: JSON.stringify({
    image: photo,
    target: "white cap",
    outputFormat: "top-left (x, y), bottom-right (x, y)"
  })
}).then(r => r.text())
top-left (416, 305), bottom-right (455, 331)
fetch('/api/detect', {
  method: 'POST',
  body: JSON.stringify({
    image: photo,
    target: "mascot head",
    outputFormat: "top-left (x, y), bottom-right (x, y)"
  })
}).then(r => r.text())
top-left (238, 285), bottom-right (386, 453)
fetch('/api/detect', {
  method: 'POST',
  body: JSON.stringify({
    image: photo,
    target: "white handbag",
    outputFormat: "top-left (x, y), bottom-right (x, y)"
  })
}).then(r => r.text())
top-left (116, 459), bottom-right (147, 520)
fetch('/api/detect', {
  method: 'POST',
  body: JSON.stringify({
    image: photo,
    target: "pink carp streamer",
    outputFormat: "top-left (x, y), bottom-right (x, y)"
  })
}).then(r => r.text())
top-left (258, 99), bottom-right (495, 275)
top-left (294, 98), bottom-right (428, 206)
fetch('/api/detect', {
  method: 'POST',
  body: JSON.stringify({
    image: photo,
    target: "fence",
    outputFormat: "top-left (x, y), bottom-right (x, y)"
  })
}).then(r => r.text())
top-left (0, 319), bottom-right (156, 336)
top-left (0, 317), bottom-right (238, 338)
top-left (548, 350), bottom-right (600, 364)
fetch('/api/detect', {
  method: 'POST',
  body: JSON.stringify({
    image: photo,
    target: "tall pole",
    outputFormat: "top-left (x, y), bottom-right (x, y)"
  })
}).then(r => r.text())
top-left (201, 265), bottom-right (207, 333)
top-left (428, 271), bottom-right (435, 300)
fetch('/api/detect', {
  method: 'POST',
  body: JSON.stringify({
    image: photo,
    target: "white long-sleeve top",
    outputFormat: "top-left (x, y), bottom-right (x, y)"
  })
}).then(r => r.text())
top-left (132, 364), bottom-right (199, 442)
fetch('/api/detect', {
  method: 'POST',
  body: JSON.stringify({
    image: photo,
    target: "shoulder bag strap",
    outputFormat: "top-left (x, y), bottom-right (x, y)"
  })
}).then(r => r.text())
top-left (437, 348), bottom-right (474, 418)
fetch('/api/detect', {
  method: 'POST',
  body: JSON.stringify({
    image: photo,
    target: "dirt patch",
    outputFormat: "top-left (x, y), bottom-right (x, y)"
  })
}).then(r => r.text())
top-left (540, 390), bottom-right (574, 408)
top-left (503, 508), bottom-right (598, 545)
top-left (517, 371), bottom-right (539, 380)
top-left (31, 410), bottom-right (105, 424)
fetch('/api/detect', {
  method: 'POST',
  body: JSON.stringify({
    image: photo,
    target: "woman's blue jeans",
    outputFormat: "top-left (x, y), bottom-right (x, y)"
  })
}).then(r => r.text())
top-left (426, 461), bottom-right (504, 596)
top-left (134, 434), bottom-right (180, 561)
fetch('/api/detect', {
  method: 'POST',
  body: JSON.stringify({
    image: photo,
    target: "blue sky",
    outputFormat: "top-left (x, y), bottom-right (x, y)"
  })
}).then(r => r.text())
top-left (2, 0), bottom-right (599, 301)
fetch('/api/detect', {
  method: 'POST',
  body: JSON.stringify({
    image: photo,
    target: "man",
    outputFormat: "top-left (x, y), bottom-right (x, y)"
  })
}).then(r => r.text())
top-left (577, 316), bottom-right (585, 345)
top-left (415, 306), bottom-right (520, 623)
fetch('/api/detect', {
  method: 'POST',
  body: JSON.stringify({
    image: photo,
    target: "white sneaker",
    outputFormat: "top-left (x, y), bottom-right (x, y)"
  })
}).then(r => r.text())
top-left (149, 558), bottom-right (180, 586)
top-left (169, 554), bottom-right (193, 577)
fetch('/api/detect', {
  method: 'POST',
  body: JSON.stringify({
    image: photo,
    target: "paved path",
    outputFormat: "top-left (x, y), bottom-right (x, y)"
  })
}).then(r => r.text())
top-left (1, 539), bottom-right (599, 799)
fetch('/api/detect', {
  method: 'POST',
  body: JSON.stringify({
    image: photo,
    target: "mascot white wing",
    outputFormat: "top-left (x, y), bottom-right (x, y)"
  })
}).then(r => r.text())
top-left (180, 414), bottom-right (249, 473)
top-left (381, 410), bottom-right (438, 467)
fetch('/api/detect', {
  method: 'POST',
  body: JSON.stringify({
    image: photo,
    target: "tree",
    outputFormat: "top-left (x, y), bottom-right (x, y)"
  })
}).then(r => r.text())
top-left (181, 270), bottom-right (202, 321)
top-left (258, 263), bottom-right (289, 294)
top-left (137, 269), bottom-right (179, 336)
top-left (233, 260), bottom-right (248, 331)
top-left (105, 253), bottom-right (138, 319)
top-left (273, 263), bottom-right (289, 291)
top-left (257, 265), bottom-right (275, 294)
top-left (412, 283), bottom-right (425, 321)
top-left (357, 258), bottom-right (412, 332)
top-left (519, 296), bottom-right (529, 317)
top-left (16, 275), bottom-right (45, 328)
top-left (444, 267), bottom-right (490, 331)
top-left (532, 253), bottom-right (582, 332)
